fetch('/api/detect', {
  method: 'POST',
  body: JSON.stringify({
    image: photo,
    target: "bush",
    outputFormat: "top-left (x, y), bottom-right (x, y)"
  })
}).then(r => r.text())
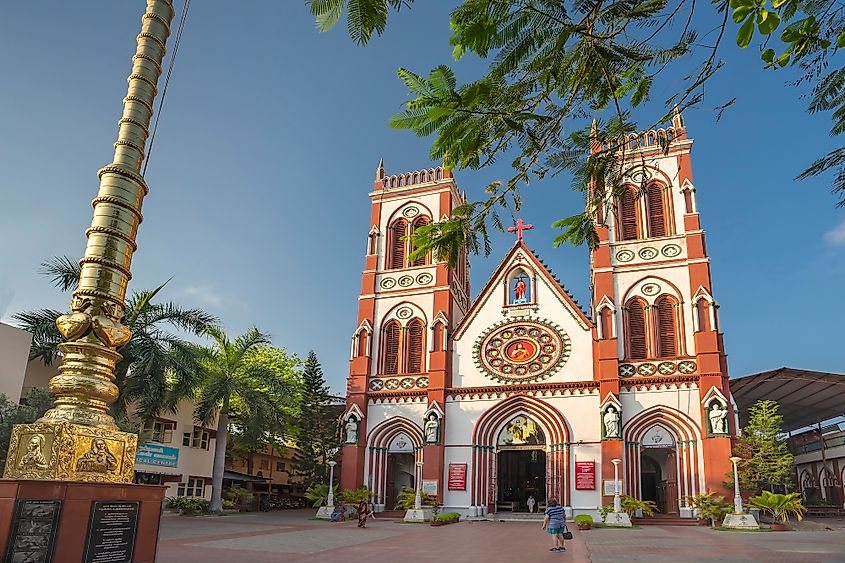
top-left (338, 486), bottom-right (372, 504)
top-left (396, 486), bottom-right (439, 510)
top-left (166, 496), bottom-right (211, 515)
top-left (621, 496), bottom-right (656, 517)
top-left (598, 504), bottom-right (614, 522)
top-left (305, 484), bottom-right (337, 508)
top-left (222, 500), bottom-right (236, 510)
top-left (574, 514), bottom-right (594, 525)
top-left (224, 487), bottom-right (254, 504)
top-left (433, 512), bottom-right (461, 522)
top-left (684, 492), bottom-right (731, 526)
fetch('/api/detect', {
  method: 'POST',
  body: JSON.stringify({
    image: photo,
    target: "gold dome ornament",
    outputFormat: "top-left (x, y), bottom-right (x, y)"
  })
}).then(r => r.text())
top-left (91, 315), bottom-right (132, 347)
top-left (55, 311), bottom-right (92, 341)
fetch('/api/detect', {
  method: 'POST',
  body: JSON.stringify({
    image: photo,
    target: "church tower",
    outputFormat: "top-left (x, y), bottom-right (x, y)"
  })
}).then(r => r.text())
top-left (340, 161), bottom-right (470, 502)
top-left (590, 110), bottom-right (734, 504)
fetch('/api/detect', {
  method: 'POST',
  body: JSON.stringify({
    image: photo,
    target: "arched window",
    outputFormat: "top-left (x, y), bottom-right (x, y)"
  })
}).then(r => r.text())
top-left (368, 232), bottom-right (378, 255)
top-left (683, 189), bottom-right (694, 214)
top-left (382, 321), bottom-right (401, 374)
top-left (388, 219), bottom-right (407, 269)
top-left (356, 330), bottom-right (369, 357)
top-left (646, 184), bottom-right (667, 238)
top-left (695, 299), bottom-right (711, 332)
top-left (432, 322), bottom-right (445, 352)
top-left (619, 187), bottom-right (639, 241)
top-left (406, 319), bottom-right (425, 373)
top-left (655, 296), bottom-right (678, 358)
top-left (599, 307), bottom-right (613, 340)
top-left (626, 299), bottom-right (648, 359)
top-left (409, 216), bottom-right (430, 267)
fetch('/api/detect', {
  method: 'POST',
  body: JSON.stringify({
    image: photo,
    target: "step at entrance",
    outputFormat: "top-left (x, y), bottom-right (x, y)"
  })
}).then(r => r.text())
top-left (632, 515), bottom-right (699, 526)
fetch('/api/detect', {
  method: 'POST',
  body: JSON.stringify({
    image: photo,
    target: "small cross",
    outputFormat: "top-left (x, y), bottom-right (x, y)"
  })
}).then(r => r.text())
top-left (508, 218), bottom-right (534, 241)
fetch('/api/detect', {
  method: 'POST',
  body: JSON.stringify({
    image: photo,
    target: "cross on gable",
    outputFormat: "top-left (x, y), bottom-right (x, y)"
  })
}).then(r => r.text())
top-left (508, 218), bottom-right (534, 241)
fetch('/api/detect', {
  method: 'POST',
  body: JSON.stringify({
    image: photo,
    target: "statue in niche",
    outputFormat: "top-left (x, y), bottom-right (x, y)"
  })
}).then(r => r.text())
top-left (709, 401), bottom-right (727, 434)
top-left (511, 274), bottom-right (530, 304)
top-left (18, 434), bottom-right (49, 470)
top-left (345, 416), bottom-right (359, 444)
top-left (425, 413), bottom-right (440, 444)
top-left (75, 438), bottom-right (118, 473)
top-left (603, 406), bottom-right (621, 439)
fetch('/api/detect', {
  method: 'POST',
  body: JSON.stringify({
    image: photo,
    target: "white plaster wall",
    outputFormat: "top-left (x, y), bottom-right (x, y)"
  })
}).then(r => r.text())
top-left (364, 401), bottom-right (427, 435)
top-left (0, 323), bottom-right (32, 403)
top-left (620, 386), bottom-right (702, 427)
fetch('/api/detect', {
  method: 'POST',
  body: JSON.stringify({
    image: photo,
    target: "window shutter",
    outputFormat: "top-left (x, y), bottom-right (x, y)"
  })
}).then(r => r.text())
top-left (389, 220), bottom-right (407, 269)
top-left (410, 217), bottom-right (430, 266)
top-left (627, 301), bottom-right (647, 359)
top-left (620, 189), bottom-right (639, 240)
top-left (647, 184), bottom-right (666, 237)
top-left (383, 322), bottom-right (400, 374)
top-left (406, 319), bottom-right (425, 373)
top-left (656, 297), bottom-right (677, 357)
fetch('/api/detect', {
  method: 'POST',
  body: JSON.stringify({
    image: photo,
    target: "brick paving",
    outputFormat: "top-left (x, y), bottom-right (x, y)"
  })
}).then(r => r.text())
top-left (155, 510), bottom-right (845, 563)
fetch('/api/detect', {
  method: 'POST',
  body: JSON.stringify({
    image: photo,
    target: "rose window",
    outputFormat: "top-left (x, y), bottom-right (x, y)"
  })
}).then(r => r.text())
top-left (474, 319), bottom-right (570, 383)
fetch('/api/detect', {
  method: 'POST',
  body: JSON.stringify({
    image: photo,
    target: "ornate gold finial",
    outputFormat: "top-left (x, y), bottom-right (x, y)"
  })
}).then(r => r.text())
top-left (3, 0), bottom-right (176, 484)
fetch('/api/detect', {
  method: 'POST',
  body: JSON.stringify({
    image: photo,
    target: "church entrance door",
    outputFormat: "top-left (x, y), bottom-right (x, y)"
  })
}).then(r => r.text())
top-left (385, 453), bottom-right (415, 510)
top-left (496, 449), bottom-right (546, 512)
top-left (640, 449), bottom-right (678, 514)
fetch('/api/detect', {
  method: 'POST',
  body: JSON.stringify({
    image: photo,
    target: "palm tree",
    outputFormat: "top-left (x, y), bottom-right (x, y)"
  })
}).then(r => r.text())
top-left (12, 256), bottom-right (218, 421)
top-left (193, 326), bottom-right (300, 512)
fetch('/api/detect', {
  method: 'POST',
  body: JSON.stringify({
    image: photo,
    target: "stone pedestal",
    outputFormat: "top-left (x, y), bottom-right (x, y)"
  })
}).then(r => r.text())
top-left (403, 508), bottom-right (432, 523)
top-left (605, 511), bottom-right (632, 527)
top-left (0, 479), bottom-right (164, 563)
top-left (722, 512), bottom-right (759, 529)
top-left (315, 506), bottom-right (333, 520)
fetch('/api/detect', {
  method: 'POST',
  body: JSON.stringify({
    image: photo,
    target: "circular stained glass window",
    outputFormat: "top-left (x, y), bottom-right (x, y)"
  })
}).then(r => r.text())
top-left (475, 319), bottom-right (571, 383)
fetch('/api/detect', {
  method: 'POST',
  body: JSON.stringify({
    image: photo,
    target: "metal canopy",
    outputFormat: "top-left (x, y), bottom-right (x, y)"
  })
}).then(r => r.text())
top-left (730, 367), bottom-right (845, 433)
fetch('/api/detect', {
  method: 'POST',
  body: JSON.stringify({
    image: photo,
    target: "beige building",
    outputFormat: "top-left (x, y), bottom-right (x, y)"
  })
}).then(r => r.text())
top-left (226, 443), bottom-right (305, 501)
top-left (0, 322), bottom-right (34, 403)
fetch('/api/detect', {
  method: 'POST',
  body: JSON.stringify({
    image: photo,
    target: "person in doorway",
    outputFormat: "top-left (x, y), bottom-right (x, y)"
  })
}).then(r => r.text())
top-left (542, 498), bottom-right (567, 552)
top-left (526, 495), bottom-right (536, 513)
top-left (356, 499), bottom-right (369, 528)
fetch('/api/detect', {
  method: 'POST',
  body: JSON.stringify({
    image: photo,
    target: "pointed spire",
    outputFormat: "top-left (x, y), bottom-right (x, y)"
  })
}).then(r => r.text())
top-left (672, 105), bottom-right (685, 130)
top-left (590, 119), bottom-right (598, 140)
top-left (375, 157), bottom-right (385, 181)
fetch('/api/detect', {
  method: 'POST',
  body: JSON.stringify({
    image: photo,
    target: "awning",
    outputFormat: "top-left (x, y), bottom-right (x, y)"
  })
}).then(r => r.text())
top-left (730, 367), bottom-right (845, 432)
top-left (223, 470), bottom-right (267, 482)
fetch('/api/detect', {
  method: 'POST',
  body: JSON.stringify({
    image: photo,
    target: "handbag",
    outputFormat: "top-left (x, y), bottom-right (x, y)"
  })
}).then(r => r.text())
top-left (562, 525), bottom-right (573, 540)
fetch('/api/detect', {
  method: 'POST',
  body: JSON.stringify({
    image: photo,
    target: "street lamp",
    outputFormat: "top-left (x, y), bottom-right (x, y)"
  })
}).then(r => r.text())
top-left (327, 461), bottom-right (337, 508)
top-left (414, 461), bottom-right (424, 510)
top-left (729, 456), bottom-right (743, 514)
top-left (611, 458), bottom-right (622, 513)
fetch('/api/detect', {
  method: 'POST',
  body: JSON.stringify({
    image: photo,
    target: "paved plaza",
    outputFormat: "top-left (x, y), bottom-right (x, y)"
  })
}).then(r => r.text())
top-left (156, 510), bottom-right (845, 563)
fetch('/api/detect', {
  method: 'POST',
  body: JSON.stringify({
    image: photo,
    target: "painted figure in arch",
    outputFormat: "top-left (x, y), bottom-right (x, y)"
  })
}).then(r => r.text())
top-left (425, 414), bottom-right (440, 444)
top-left (604, 407), bottom-right (621, 439)
top-left (509, 342), bottom-right (532, 361)
top-left (709, 401), bottom-right (727, 434)
top-left (345, 416), bottom-right (359, 444)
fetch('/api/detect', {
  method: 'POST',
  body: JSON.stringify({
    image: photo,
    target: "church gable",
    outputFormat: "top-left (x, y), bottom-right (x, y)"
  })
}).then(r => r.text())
top-left (452, 241), bottom-right (594, 388)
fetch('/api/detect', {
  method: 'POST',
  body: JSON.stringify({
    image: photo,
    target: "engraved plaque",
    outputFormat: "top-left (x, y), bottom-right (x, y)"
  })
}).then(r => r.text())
top-left (83, 501), bottom-right (140, 563)
top-left (5, 499), bottom-right (62, 563)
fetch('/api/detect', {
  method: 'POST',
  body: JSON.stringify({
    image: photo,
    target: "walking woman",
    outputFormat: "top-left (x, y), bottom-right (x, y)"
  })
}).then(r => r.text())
top-left (542, 498), bottom-right (567, 552)
top-left (356, 499), bottom-right (369, 528)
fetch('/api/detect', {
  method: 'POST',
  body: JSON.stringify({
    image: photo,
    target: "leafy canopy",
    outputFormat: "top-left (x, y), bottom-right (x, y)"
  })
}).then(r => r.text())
top-left (729, 399), bottom-right (795, 493)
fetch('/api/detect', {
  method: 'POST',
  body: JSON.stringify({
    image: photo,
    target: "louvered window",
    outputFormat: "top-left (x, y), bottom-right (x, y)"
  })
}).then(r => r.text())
top-left (647, 184), bottom-right (666, 238)
top-left (695, 300), bottom-right (710, 332)
top-left (627, 300), bottom-right (648, 359)
top-left (406, 319), bottom-right (425, 373)
top-left (656, 296), bottom-right (677, 357)
top-left (410, 217), bottom-right (430, 266)
top-left (620, 188), bottom-right (639, 240)
top-left (389, 219), bottom-right (407, 269)
top-left (383, 321), bottom-right (401, 374)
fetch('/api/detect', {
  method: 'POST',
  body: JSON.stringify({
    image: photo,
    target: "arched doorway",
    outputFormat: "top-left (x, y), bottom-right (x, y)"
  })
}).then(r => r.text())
top-left (639, 424), bottom-right (678, 514)
top-left (496, 415), bottom-right (546, 512)
top-left (385, 432), bottom-right (416, 509)
top-left (365, 418), bottom-right (424, 512)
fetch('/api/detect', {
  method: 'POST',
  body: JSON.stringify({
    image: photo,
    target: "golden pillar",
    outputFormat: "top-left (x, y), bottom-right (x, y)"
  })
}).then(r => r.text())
top-left (3, 0), bottom-right (175, 483)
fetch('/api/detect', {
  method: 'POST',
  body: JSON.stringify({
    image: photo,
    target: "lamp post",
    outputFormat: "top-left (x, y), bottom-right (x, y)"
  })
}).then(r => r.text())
top-left (414, 461), bottom-right (424, 510)
top-left (611, 458), bottom-right (622, 512)
top-left (729, 456), bottom-right (743, 514)
top-left (327, 461), bottom-right (337, 508)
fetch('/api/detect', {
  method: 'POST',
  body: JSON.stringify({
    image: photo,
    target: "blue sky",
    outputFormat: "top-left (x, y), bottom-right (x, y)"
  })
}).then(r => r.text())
top-left (0, 2), bottom-right (842, 394)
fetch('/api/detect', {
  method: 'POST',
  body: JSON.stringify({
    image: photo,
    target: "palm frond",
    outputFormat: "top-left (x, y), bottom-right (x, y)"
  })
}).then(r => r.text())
top-left (39, 256), bottom-right (81, 292)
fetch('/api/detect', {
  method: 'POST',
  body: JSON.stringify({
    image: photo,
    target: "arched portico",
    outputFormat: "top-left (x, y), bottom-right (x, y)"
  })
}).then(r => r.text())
top-left (471, 395), bottom-right (571, 512)
top-left (365, 417), bottom-right (424, 511)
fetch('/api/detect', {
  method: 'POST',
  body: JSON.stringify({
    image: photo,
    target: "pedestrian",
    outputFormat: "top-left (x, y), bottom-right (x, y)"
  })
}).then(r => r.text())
top-left (526, 495), bottom-right (536, 513)
top-left (356, 499), bottom-right (369, 528)
top-left (542, 498), bottom-right (567, 552)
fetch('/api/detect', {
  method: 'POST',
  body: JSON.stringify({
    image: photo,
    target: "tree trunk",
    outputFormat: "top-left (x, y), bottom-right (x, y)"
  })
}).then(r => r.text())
top-left (247, 450), bottom-right (254, 475)
top-left (210, 410), bottom-right (229, 512)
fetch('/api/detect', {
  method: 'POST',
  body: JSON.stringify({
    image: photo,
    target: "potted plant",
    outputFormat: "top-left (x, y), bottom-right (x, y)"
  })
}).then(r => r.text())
top-left (749, 491), bottom-right (805, 531)
top-left (574, 514), bottom-right (593, 530)
top-left (621, 495), bottom-right (657, 518)
top-left (684, 492), bottom-right (730, 527)
top-left (430, 512), bottom-right (461, 526)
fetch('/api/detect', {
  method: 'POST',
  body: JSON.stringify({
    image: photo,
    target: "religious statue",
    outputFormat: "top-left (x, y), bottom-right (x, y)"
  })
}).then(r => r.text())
top-left (345, 417), bottom-right (358, 444)
top-left (424, 414), bottom-right (440, 444)
top-left (709, 401), bottom-right (727, 435)
top-left (603, 406), bottom-right (621, 439)
top-left (513, 276), bottom-right (528, 304)
top-left (75, 438), bottom-right (118, 473)
top-left (18, 434), bottom-right (48, 470)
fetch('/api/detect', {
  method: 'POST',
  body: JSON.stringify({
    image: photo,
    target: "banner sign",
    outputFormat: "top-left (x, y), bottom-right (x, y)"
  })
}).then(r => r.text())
top-left (135, 444), bottom-right (179, 468)
top-left (448, 463), bottom-right (467, 491)
top-left (575, 461), bottom-right (596, 490)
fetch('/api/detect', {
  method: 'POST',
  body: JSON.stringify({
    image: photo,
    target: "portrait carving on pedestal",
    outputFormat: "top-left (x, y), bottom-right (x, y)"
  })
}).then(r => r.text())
top-left (602, 406), bottom-right (621, 440)
top-left (344, 415), bottom-right (360, 445)
top-left (707, 400), bottom-right (728, 436)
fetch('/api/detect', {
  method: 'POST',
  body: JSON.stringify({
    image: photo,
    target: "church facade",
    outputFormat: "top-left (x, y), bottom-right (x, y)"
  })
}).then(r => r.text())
top-left (340, 113), bottom-right (736, 518)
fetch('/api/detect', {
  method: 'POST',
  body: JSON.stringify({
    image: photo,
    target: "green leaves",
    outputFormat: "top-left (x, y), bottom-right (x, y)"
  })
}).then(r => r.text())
top-left (306, 0), bottom-right (414, 45)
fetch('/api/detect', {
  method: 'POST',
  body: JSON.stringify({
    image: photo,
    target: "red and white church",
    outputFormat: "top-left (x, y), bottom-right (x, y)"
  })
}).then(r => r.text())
top-left (340, 113), bottom-right (736, 518)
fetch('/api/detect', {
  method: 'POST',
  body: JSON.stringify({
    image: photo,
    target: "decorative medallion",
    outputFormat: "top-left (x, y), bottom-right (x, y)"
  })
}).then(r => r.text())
top-left (618, 364), bottom-right (636, 378)
top-left (416, 273), bottom-right (433, 285)
top-left (628, 167), bottom-right (653, 184)
top-left (641, 283), bottom-right (661, 296)
top-left (638, 247), bottom-right (658, 260)
top-left (369, 379), bottom-right (384, 391)
top-left (637, 363), bottom-right (658, 376)
top-left (400, 378), bottom-right (415, 389)
top-left (398, 275), bottom-right (414, 287)
top-left (402, 206), bottom-right (420, 218)
top-left (661, 244), bottom-right (682, 257)
top-left (657, 361), bottom-right (677, 375)
top-left (385, 379), bottom-right (400, 390)
top-left (416, 377), bottom-right (429, 388)
top-left (380, 277), bottom-right (397, 290)
top-left (616, 250), bottom-right (635, 263)
top-left (678, 360), bottom-right (697, 374)
top-left (474, 318), bottom-right (570, 383)
top-left (396, 307), bottom-right (413, 319)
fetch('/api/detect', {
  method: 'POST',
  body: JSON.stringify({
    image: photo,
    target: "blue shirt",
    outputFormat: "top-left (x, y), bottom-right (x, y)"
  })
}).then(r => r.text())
top-left (545, 505), bottom-right (565, 527)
